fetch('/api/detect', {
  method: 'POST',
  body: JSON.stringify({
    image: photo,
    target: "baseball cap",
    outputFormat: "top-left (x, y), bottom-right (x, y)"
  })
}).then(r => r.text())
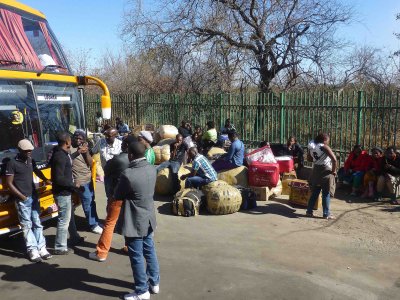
top-left (18, 139), bottom-right (34, 151)
top-left (139, 131), bottom-right (153, 143)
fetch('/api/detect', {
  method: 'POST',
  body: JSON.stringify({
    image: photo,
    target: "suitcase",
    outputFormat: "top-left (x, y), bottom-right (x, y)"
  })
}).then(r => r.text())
top-left (235, 185), bottom-right (257, 210)
top-left (248, 162), bottom-right (280, 187)
top-left (275, 156), bottom-right (294, 173)
top-left (288, 179), bottom-right (321, 209)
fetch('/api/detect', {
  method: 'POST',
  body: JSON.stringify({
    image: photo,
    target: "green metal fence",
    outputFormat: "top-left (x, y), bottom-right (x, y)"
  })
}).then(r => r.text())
top-left (84, 90), bottom-right (400, 165)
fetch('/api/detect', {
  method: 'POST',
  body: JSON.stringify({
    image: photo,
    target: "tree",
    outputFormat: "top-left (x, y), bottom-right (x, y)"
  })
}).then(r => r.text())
top-left (122, 0), bottom-right (352, 92)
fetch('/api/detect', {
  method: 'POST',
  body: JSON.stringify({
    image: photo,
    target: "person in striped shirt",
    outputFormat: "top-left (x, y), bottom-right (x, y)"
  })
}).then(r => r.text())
top-left (181, 147), bottom-right (217, 188)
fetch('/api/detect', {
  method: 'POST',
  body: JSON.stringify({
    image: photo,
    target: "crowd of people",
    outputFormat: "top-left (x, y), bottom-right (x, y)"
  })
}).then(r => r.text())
top-left (4, 115), bottom-right (400, 300)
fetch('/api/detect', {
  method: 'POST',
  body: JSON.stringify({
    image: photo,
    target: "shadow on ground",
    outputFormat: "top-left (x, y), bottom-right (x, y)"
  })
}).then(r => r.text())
top-left (0, 262), bottom-right (131, 298)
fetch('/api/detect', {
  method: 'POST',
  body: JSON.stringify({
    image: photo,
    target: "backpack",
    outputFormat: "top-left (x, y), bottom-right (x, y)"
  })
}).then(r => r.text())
top-left (172, 189), bottom-right (204, 217)
top-left (235, 185), bottom-right (258, 210)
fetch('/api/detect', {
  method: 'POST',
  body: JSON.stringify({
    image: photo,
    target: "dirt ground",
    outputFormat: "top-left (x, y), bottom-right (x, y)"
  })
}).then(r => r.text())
top-left (0, 183), bottom-right (400, 300)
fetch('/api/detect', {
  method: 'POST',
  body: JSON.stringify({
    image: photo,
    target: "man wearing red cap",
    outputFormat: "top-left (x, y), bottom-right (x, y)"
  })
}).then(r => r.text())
top-left (5, 139), bottom-right (52, 262)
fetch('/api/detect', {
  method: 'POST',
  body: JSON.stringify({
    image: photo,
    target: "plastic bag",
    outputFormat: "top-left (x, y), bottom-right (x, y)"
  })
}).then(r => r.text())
top-left (245, 145), bottom-right (276, 165)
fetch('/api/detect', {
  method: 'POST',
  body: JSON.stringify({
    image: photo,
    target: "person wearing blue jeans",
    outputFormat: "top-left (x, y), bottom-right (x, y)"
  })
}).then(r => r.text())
top-left (50, 132), bottom-right (84, 255)
top-left (114, 142), bottom-right (160, 300)
top-left (71, 130), bottom-right (102, 234)
top-left (306, 133), bottom-right (337, 220)
top-left (181, 147), bottom-right (218, 189)
top-left (306, 186), bottom-right (331, 218)
top-left (6, 139), bottom-right (53, 262)
top-left (54, 194), bottom-right (81, 251)
top-left (125, 230), bottom-right (160, 298)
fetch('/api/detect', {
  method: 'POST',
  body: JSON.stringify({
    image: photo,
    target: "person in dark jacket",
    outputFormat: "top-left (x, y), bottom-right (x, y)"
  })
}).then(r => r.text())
top-left (376, 146), bottom-right (400, 204)
top-left (115, 142), bottom-right (160, 300)
top-left (88, 135), bottom-right (137, 262)
top-left (50, 132), bottom-right (83, 255)
top-left (178, 120), bottom-right (192, 138)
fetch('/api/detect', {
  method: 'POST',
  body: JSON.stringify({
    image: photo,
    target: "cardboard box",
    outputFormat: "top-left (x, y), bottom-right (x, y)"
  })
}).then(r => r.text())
top-left (282, 179), bottom-right (294, 196)
top-left (282, 170), bottom-right (297, 181)
top-left (288, 179), bottom-right (322, 209)
top-left (249, 186), bottom-right (270, 201)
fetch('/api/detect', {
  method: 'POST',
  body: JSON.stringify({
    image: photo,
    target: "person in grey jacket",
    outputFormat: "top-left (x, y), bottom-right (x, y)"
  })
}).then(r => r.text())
top-left (115, 142), bottom-right (160, 300)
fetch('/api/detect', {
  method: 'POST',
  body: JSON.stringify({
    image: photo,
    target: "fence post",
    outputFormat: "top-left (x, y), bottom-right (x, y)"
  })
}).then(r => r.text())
top-left (356, 91), bottom-right (364, 145)
top-left (280, 92), bottom-right (285, 143)
top-left (219, 94), bottom-right (223, 129)
top-left (135, 94), bottom-right (139, 125)
top-left (174, 94), bottom-right (179, 126)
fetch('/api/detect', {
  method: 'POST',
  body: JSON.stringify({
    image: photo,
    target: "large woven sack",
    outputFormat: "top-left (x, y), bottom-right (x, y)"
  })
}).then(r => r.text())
top-left (172, 189), bottom-right (204, 217)
top-left (201, 180), bottom-right (229, 194)
top-left (155, 168), bottom-right (174, 195)
top-left (217, 166), bottom-right (248, 187)
top-left (153, 144), bottom-right (170, 165)
top-left (205, 184), bottom-right (242, 215)
top-left (268, 180), bottom-right (282, 199)
top-left (159, 125), bottom-right (178, 139)
top-left (157, 138), bottom-right (175, 146)
top-left (207, 147), bottom-right (226, 160)
top-left (178, 164), bottom-right (192, 190)
top-left (155, 165), bottom-right (191, 195)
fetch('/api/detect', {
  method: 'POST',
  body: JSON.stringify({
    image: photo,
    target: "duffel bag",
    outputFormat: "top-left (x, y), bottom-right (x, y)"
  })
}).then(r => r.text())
top-left (172, 189), bottom-right (204, 217)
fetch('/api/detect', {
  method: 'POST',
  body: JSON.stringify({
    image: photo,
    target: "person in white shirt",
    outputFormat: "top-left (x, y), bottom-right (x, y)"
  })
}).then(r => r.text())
top-left (91, 128), bottom-right (122, 200)
top-left (306, 133), bottom-right (337, 220)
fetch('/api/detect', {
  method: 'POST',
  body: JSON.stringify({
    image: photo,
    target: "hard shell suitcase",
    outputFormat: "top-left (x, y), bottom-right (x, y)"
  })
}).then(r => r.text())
top-left (275, 156), bottom-right (294, 173)
top-left (248, 162), bottom-right (280, 187)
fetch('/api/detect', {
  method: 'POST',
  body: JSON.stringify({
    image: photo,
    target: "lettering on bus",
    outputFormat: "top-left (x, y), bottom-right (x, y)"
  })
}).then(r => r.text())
top-left (37, 94), bottom-right (71, 101)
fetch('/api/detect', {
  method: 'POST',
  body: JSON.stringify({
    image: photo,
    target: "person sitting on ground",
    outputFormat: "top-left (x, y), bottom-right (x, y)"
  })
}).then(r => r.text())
top-left (202, 121), bottom-right (218, 154)
top-left (283, 136), bottom-right (304, 169)
top-left (220, 118), bottom-right (236, 135)
top-left (6, 139), bottom-right (52, 262)
top-left (306, 133), bottom-right (337, 220)
top-left (375, 146), bottom-right (400, 204)
top-left (181, 147), bottom-right (218, 189)
top-left (178, 120), bottom-right (192, 139)
top-left (71, 130), bottom-right (103, 235)
top-left (212, 131), bottom-right (245, 172)
top-left (361, 147), bottom-right (383, 198)
top-left (138, 131), bottom-right (156, 165)
top-left (89, 135), bottom-right (137, 262)
top-left (338, 145), bottom-right (370, 196)
top-left (156, 134), bottom-right (188, 193)
top-left (115, 117), bottom-right (130, 136)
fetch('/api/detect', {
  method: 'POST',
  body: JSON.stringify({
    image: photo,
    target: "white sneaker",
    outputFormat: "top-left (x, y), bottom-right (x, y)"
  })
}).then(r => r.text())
top-left (88, 251), bottom-right (106, 262)
top-left (38, 247), bottom-right (52, 260)
top-left (124, 291), bottom-right (150, 300)
top-left (91, 225), bottom-right (103, 234)
top-left (28, 249), bottom-right (42, 263)
top-left (150, 284), bottom-right (159, 294)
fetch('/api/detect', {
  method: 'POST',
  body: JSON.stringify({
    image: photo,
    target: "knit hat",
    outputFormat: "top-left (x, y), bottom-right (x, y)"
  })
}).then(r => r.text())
top-left (139, 131), bottom-right (153, 143)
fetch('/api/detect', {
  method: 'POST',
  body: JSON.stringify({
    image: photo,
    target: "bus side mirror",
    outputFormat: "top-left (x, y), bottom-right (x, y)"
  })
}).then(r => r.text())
top-left (101, 95), bottom-right (111, 120)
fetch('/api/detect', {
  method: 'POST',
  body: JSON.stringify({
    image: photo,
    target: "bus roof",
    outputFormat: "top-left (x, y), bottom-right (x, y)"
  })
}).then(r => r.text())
top-left (0, 0), bottom-right (46, 19)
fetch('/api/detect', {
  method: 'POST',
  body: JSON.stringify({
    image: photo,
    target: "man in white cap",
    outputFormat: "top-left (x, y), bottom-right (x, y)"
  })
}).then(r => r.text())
top-left (138, 131), bottom-right (155, 165)
top-left (5, 139), bottom-right (52, 262)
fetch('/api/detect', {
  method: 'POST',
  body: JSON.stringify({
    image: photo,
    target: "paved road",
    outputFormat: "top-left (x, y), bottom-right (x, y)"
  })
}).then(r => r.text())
top-left (0, 183), bottom-right (399, 300)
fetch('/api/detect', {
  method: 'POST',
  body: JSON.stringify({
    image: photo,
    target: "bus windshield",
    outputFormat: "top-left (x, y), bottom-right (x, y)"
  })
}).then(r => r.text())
top-left (0, 80), bottom-right (83, 165)
top-left (0, 6), bottom-right (68, 73)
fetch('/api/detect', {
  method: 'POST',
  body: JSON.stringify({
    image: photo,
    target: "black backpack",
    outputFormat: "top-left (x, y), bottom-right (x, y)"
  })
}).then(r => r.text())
top-left (235, 185), bottom-right (257, 210)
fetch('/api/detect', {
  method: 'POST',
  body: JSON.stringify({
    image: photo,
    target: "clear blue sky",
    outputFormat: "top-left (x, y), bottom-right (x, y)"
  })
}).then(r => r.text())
top-left (20, 0), bottom-right (400, 61)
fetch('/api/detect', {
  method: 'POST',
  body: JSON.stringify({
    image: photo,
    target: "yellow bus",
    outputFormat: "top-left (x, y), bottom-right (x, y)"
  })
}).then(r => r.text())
top-left (0, 0), bottom-right (111, 235)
